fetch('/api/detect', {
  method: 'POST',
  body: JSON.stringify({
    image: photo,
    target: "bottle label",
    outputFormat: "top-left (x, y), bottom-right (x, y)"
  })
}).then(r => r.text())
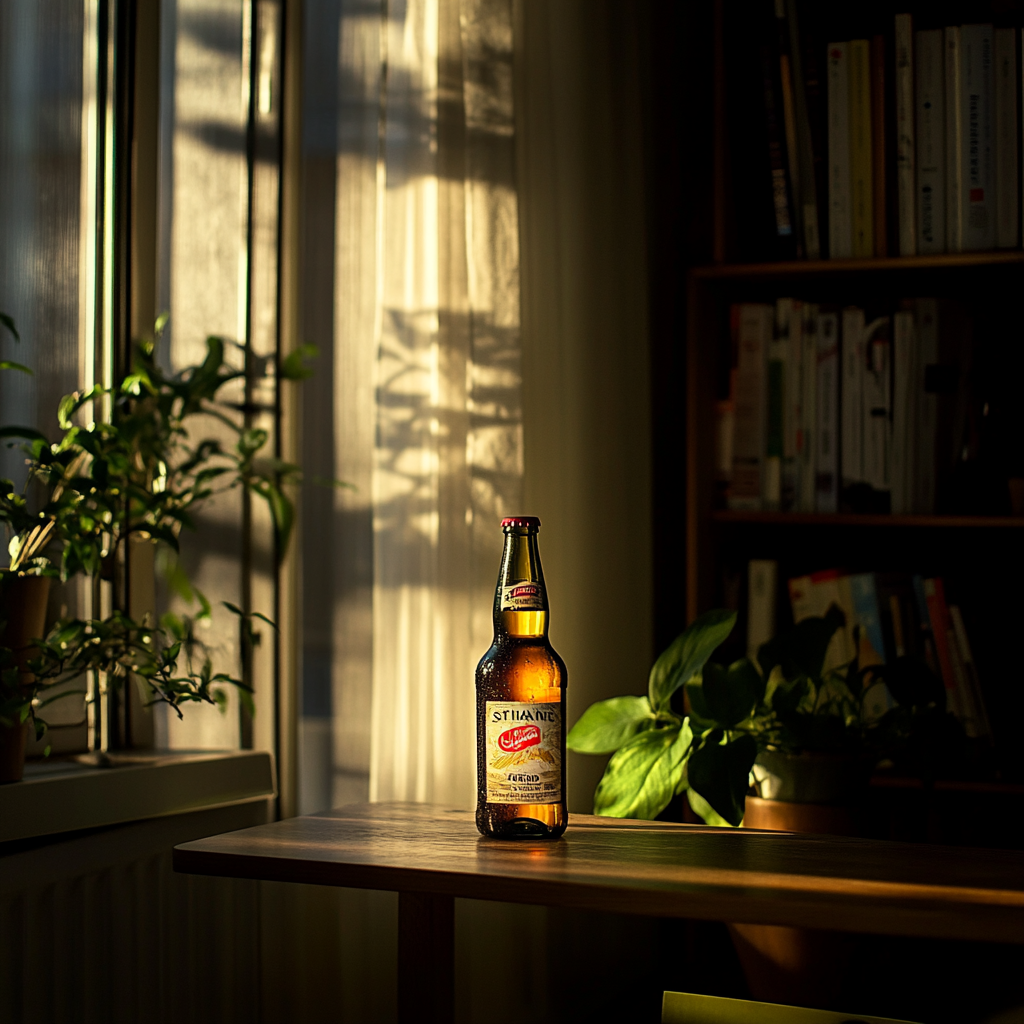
top-left (500, 582), bottom-right (545, 611)
top-left (485, 700), bottom-right (562, 804)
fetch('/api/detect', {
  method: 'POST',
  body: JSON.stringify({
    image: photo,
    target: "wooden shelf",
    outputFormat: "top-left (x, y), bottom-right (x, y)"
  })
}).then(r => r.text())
top-left (690, 250), bottom-right (1024, 281)
top-left (711, 511), bottom-right (1024, 528)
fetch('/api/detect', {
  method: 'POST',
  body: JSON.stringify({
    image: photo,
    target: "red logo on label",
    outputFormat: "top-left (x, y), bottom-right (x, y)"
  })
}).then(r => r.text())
top-left (509, 585), bottom-right (539, 599)
top-left (498, 725), bottom-right (541, 752)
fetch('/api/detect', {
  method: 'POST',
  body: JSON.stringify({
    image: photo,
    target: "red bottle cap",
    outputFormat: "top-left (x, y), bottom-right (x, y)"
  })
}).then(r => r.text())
top-left (501, 516), bottom-right (541, 529)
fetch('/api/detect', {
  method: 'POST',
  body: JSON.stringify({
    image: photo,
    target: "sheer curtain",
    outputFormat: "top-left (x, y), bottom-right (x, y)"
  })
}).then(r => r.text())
top-left (315, 0), bottom-right (522, 810)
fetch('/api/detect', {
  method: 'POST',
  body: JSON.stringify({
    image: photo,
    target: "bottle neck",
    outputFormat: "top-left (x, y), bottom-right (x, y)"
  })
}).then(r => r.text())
top-left (493, 528), bottom-right (548, 638)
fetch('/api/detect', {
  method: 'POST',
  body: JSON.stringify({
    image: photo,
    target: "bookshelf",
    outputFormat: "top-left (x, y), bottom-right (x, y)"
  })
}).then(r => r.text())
top-left (672, 0), bottom-right (1024, 804)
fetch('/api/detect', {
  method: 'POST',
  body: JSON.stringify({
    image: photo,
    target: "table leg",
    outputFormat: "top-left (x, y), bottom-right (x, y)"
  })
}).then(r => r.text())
top-left (398, 891), bottom-right (454, 1024)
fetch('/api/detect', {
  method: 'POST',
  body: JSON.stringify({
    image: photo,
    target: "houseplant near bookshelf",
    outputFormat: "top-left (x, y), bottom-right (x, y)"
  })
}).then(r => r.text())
top-left (0, 316), bottom-right (312, 780)
top-left (567, 606), bottom-right (967, 1006)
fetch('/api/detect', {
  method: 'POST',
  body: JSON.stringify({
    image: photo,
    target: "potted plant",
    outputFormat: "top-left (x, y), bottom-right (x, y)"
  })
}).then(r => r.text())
top-left (0, 315), bottom-right (313, 780)
top-left (567, 607), bottom-right (960, 829)
top-left (567, 606), bottom-right (968, 1007)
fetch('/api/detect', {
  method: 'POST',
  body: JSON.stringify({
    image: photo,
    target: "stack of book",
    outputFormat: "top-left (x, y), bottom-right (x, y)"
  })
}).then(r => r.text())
top-left (732, 4), bottom-right (1022, 260)
top-left (745, 559), bottom-right (992, 740)
top-left (720, 298), bottom-right (973, 515)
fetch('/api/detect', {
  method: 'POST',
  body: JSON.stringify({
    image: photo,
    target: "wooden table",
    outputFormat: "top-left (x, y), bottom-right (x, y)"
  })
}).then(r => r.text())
top-left (174, 802), bottom-right (1024, 1023)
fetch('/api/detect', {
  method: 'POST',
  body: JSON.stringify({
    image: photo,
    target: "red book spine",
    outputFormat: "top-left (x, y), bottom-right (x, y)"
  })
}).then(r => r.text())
top-left (923, 578), bottom-right (961, 719)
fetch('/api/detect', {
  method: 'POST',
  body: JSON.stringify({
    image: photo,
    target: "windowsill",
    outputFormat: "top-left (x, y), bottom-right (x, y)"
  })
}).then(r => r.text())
top-left (0, 750), bottom-right (275, 844)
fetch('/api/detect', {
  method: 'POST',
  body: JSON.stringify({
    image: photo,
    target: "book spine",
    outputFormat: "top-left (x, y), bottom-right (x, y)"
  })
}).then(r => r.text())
top-left (827, 43), bottom-right (852, 257)
top-left (747, 559), bottom-right (778, 665)
top-left (912, 299), bottom-right (939, 513)
top-left (895, 14), bottom-right (916, 255)
top-left (961, 24), bottom-right (995, 252)
top-left (786, 0), bottom-right (821, 259)
top-left (762, 35), bottom-right (797, 244)
top-left (871, 35), bottom-right (888, 256)
top-left (911, 574), bottom-right (940, 677)
top-left (777, 3), bottom-right (804, 258)
top-left (994, 27), bottom-right (1018, 249)
top-left (799, 303), bottom-right (818, 511)
top-left (945, 27), bottom-right (963, 252)
top-left (729, 304), bottom-right (773, 510)
top-left (803, 30), bottom-right (829, 259)
top-left (848, 573), bottom-right (887, 665)
top-left (765, 300), bottom-right (789, 509)
top-left (815, 311), bottom-right (839, 512)
top-left (949, 604), bottom-right (993, 739)
top-left (862, 317), bottom-right (892, 494)
top-left (915, 29), bottom-right (946, 253)
top-left (922, 577), bottom-right (964, 719)
top-left (785, 299), bottom-right (803, 509)
top-left (890, 310), bottom-right (916, 513)
top-left (840, 307), bottom-right (865, 490)
top-left (849, 40), bottom-right (875, 257)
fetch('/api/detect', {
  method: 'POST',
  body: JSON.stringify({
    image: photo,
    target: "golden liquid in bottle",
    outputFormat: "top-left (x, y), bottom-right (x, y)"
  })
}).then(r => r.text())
top-left (476, 522), bottom-right (567, 839)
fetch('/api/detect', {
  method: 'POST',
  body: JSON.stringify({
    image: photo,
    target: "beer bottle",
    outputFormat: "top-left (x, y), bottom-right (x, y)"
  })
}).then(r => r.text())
top-left (476, 516), bottom-right (567, 839)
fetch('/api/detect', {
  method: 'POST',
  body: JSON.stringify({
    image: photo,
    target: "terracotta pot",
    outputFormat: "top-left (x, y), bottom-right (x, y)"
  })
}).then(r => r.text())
top-left (0, 573), bottom-right (51, 783)
top-left (730, 768), bottom-right (865, 1009)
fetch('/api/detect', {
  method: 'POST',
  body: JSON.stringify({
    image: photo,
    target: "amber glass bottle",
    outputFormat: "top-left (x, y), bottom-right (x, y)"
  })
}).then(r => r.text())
top-left (475, 517), bottom-right (567, 839)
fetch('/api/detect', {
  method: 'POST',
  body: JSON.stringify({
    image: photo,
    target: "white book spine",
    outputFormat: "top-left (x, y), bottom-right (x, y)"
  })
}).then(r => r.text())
top-left (729, 304), bottom-right (773, 510)
top-left (961, 24), bottom-right (995, 252)
top-left (799, 303), bottom-right (818, 512)
top-left (827, 43), bottom-right (852, 258)
top-left (896, 14), bottom-right (916, 255)
top-left (945, 27), bottom-right (963, 252)
top-left (840, 307), bottom-right (865, 490)
top-left (784, 299), bottom-right (802, 510)
top-left (994, 27), bottom-right (1018, 249)
top-left (913, 298), bottom-right (939, 513)
top-left (815, 312), bottom-right (839, 512)
top-left (916, 30), bottom-right (946, 253)
top-left (747, 559), bottom-right (778, 666)
top-left (862, 318), bottom-right (891, 493)
top-left (891, 310), bottom-right (916, 514)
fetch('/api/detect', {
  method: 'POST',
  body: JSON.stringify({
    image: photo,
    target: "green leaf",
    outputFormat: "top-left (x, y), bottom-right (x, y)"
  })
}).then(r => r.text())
top-left (0, 311), bottom-right (20, 342)
top-left (0, 425), bottom-right (48, 443)
top-left (757, 605), bottom-right (845, 681)
top-left (0, 360), bottom-right (32, 375)
top-left (280, 344), bottom-right (318, 381)
top-left (567, 695), bottom-right (654, 754)
top-left (648, 609), bottom-right (736, 711)
top-left (687, 731), bottom-right (757, 827)
top-left (701, 658), bottom-right (764, 728)
top-left (593, 723), bottom-right (691, 820)
top-left (686, 788), bottom-right (734, 828)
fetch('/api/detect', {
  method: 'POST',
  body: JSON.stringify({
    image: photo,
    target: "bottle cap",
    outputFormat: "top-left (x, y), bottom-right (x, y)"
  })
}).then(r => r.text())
top-left (501, 516), bottom-right (541, 529)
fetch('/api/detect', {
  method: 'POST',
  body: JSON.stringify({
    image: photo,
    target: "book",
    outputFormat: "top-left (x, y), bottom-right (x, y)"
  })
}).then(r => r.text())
top-left (945, 27), bottom-right (963, 252)
top-left (890, 310), bottom-right (916, 514)
top-left (911, 574), bottom-right (940, 678)
top-left (862, 317), bottom-right (891, 497)
top-left (840, 306), bottom-right (865, 491)
top-left (960, 24), bottom-right (995, 252)
top-left (915, 29), bottom-right (946, 254)
top-left (948, 604), bottom-right (992, 739)
top-left (729, 303), bottom-right (773, 509)
top-left (875, 573), bottom-right (919, 661)
top-left (895, 14), bottom-right (916, 256)
top-left (815, 310), bottom-right (839, 512)
top-left (993, 27), bottom-right (1018, 249)
top-left (849, 40), bottom-right (874, 257)
top-left (785, 0), bottom-right (821, 259)
top-left (801, 22), bottom-right (829, 259)
top-left (798, 302), bottom-right (818, 512)
top-left (747, 559), bottom-right (778, 666)
top-left (827, 42), bottom-right (852, 258)
top-left (765, 302), bottom-right (788, 509)
top-left (870, 34), bottom-right (888, 257)
top-left (776, 4), bottom-right (804, 259)
top-left (912, 299), bottom-right (939, 514)
top-left (779, 298), bottom-right (801, 509)
top-left (847, 573), bottom-right (887, 667)
top-left (921, 577), bottom-right (964, 719)
top-left (761, 27), bottom-right (797, 249)
top-left (788, 569), bottom-right (856, 671)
